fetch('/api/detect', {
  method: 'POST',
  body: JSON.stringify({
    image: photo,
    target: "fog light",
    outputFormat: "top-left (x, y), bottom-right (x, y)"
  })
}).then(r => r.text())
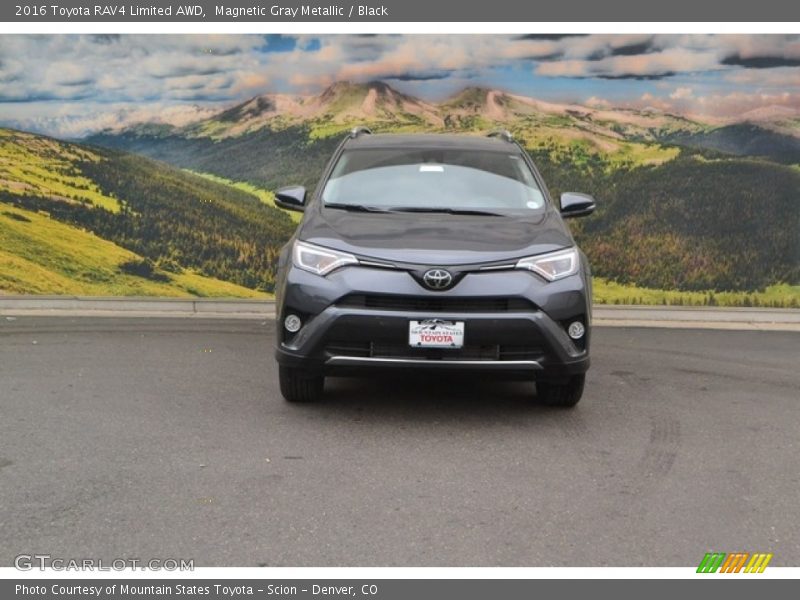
top-left (284, 314), bottom-right (302, 333)
top-left (567, 321), bottom-right (585, 340)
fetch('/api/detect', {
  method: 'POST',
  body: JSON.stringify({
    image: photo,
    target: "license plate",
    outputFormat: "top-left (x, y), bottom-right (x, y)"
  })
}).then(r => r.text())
top-left (409, 319), bottom-right (465, 348)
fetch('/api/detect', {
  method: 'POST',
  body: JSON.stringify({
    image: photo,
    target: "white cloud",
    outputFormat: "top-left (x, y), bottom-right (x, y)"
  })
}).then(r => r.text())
top-left (3, 102), bottom-right (223, 138)
top-left (670, 87), bottom-right (694, 100)
top-left (724, 67), bottom-right (800, 89)
top-left (536, 48), bottom-right (722, 79)
top-left (585, 96), bottom-right (612, 108)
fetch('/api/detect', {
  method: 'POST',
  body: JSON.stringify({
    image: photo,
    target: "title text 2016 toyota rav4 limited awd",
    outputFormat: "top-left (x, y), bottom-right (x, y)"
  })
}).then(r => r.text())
top-left (273, 129), bottom-right (596, 407)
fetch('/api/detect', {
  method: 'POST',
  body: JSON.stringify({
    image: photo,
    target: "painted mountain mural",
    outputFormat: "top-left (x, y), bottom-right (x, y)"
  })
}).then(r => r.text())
top-left (1, 35), bottom-right (799, 304)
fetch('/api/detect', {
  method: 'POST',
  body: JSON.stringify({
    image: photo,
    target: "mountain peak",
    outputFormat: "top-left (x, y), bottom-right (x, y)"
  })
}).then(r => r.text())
top-left (215, 95), bottom-right (277, 123)
top-left (317, 80), bottom-right (406, 102)
top-left (442, 86), bottom-right (495, 108)
top-left (441, 87), bottom-right (523, 122)
top-left (311, 80), bottom-right (440, 124)
top-left (318, 80), bottom-right (360, 98)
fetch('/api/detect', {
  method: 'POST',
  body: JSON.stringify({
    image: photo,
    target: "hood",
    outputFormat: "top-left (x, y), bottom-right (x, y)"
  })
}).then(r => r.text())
top-left (298, 205), bottom-right (574, 265)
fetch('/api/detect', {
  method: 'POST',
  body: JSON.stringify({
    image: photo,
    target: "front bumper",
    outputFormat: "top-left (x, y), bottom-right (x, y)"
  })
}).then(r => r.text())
top-left (275, 264), bottom-right (591, 379)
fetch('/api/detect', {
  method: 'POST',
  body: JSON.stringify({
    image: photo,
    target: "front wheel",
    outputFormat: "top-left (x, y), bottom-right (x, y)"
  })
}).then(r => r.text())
top-left (536, 374), bottom-right (585, 408)
top-left (279, 366), bottom-right (324, 403)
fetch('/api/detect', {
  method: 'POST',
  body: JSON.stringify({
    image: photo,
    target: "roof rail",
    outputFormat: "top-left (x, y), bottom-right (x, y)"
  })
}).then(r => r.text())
top-left (486, 129), bottom-right (514, 143)
top-left (349, 126), bottom-right (373, 139)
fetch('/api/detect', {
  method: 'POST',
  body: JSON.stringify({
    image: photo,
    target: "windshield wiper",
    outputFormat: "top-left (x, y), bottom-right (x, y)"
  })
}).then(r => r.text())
top-left (386, 206), bottom-right (504, 217)
top-left (325, 203), bottom-right (392, 213)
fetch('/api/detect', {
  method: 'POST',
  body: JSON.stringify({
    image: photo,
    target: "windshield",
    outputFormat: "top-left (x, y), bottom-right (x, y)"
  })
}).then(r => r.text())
top-left (321, 147), bottom-right (546, 215)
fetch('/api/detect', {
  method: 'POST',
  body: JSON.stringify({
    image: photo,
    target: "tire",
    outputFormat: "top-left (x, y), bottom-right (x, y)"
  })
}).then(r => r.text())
top-left (536, 374), bottom-right (585, 408)
top-left (279, 366), bottom-right (324, 403)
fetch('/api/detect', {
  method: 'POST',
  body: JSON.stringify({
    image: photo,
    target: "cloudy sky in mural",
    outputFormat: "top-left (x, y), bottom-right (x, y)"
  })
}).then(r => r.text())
top-left (1, 34), bottom-right (799, 136)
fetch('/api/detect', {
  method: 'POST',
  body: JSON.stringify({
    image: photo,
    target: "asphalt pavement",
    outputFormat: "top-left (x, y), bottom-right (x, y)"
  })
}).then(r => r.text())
top-left (0, 317), bottom-right (798, 567)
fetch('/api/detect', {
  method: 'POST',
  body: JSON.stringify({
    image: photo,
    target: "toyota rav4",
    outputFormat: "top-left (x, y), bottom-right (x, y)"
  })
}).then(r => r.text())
top-left (273, 129), bottom-right (596, 407)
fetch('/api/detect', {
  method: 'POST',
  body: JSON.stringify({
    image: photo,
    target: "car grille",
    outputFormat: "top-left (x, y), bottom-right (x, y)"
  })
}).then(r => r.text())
top-left (325, 341), bottom-right (543, 361)
top-left (336, 294), bottom-right (536, 313)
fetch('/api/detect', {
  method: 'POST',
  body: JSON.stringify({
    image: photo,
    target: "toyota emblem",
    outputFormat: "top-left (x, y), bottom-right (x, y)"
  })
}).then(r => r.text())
top-left (422, 269), bottom-right (453, 290)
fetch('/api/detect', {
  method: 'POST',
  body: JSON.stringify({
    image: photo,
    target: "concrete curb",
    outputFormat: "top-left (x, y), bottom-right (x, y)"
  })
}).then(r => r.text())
top-left (592, 305), bottom-right (800, 331)
top-left (0, 296), bottom-right (274, 319)
top-left (1, 296), bottom-right (799, 330)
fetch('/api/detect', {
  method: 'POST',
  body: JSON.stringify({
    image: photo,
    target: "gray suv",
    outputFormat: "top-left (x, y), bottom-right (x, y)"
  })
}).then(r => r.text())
top-left (273, 129), bottom-right (596, 407)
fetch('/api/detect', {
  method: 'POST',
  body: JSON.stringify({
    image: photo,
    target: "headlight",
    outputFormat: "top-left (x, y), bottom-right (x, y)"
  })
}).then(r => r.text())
top-left (293, 241), bottom-right (358, 276)
top-left (515, 247), bottom-right (579, 282)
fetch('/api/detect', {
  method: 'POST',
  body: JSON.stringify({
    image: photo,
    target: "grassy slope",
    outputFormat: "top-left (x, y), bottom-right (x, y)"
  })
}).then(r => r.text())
top-left (0, 126), bottom-right (297, 296)
top-left (188, 171), bottom-right (302, 223)
top-left (0, 202), bottom-right (266, 297)
top-left (0, 129), bottom-right (120, 212)
top-left (593, 278), bottom-right (799, 308)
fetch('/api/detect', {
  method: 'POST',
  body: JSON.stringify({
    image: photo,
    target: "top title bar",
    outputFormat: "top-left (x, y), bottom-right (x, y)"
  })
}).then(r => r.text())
top-left (2, 0), bottom-right (798, 22)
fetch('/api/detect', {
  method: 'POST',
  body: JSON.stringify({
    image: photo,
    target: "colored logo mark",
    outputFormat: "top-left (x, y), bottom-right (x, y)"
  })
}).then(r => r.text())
top-left (697, 552), bottom-right (773, 573)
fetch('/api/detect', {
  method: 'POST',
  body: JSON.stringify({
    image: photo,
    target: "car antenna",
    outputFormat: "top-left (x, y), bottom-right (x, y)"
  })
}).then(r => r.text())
top-left (349, 126), bottom-right (373, 138)
top-left (486, 129), bottom-right (514, 143)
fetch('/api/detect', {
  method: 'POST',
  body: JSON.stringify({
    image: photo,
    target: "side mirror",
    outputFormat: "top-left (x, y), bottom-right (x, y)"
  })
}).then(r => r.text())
top-left (560, 192), bottom-right (596, 218)
top-left (275, 186), bottom-right (307, 212)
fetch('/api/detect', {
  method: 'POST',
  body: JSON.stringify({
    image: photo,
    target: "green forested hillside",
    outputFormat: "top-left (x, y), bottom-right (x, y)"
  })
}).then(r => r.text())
top-left (88, 125), bottom-right (342, 192)
top-left (568, 155), bottom-right (800, 291)
top-left (0, 203), bottom-right (265, 297)
top-left (664, 123), bottom-right (800, 164)
top-left (0, 128), bottom-right (295, 295)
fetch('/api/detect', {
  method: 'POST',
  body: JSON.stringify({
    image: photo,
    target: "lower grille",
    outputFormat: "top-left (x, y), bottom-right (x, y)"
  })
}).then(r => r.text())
top-left (371, 342), bottom-right (500, 360)
top-left (325, 341), bottom-right (372, 358)
top-left (325, 341), bottom-right (543, 362)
